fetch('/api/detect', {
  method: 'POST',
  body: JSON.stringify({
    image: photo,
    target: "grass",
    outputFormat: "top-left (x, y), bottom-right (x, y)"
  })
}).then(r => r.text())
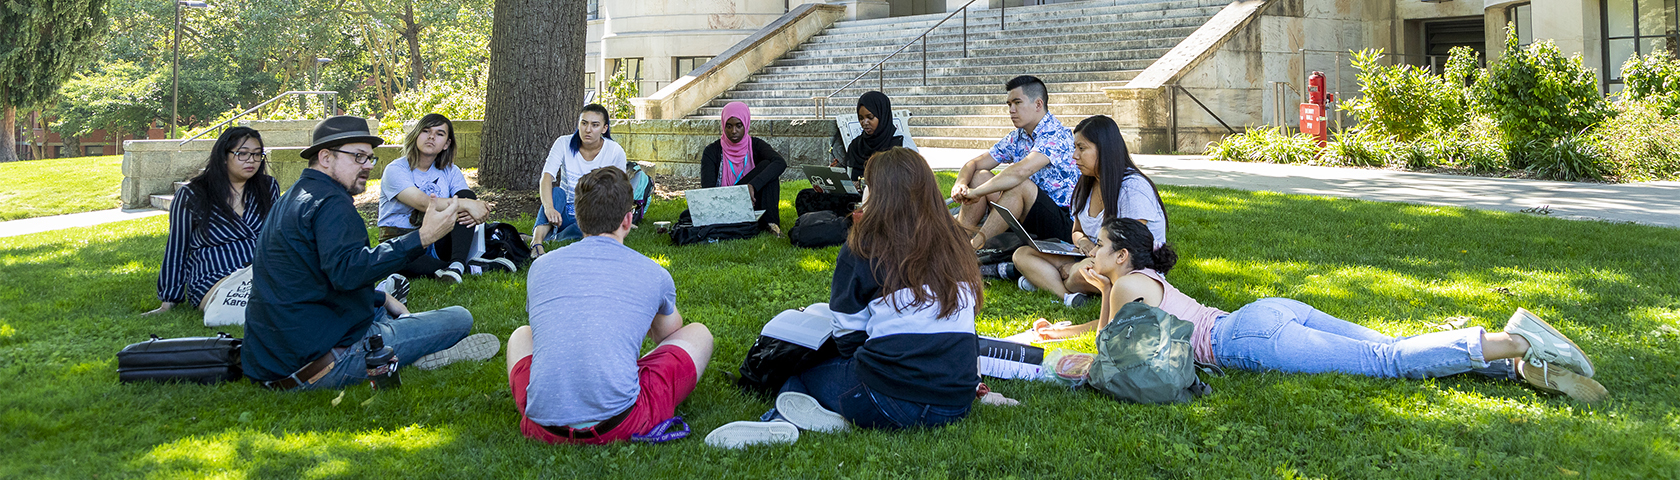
top-left (0, 155), bottom-right (125, 221)
top-left (3, 174), bottom-right (1679, 478)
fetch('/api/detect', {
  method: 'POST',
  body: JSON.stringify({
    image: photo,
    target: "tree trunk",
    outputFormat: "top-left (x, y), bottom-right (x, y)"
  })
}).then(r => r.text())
top-left (402, 2), bottom-right (426, 87)
top-left (0, 106), bottom-right (18, 163)
top-left (480, 0), bottom-right (586, 190)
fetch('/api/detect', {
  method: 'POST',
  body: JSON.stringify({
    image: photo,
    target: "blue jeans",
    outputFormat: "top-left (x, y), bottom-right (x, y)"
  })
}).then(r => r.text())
top-left (298, 306), bottom-right (474, 390)
top-left (1211, 298), bottom-right (1490, 379)
top-left (773, 357), bottom-right (971, 430)
top-left (534, 187), bottom-right (582, 242)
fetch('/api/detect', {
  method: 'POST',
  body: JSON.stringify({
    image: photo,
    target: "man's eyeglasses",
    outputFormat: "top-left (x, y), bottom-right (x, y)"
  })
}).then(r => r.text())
top-left (228, 150), bottom-right (267, 163)
top-left (325, 148), bottom-right (379, 165)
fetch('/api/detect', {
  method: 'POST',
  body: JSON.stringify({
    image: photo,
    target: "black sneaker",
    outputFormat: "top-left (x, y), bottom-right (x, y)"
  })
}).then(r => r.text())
top-left (1064, 293), bottom-right (1091, 308)
top-left (433, 263), bottom-right (463, 284)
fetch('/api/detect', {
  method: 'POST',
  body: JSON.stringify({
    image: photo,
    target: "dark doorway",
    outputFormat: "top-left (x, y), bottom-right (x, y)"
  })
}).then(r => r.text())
top-left (1422, 19), bottom-right (1486, 71)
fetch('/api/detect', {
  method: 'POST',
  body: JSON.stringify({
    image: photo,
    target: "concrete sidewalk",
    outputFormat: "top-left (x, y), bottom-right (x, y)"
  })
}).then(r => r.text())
top-left (917, 147), bottom-right (1680, 229)
top-left (0, 208), bottom-right (168, 239)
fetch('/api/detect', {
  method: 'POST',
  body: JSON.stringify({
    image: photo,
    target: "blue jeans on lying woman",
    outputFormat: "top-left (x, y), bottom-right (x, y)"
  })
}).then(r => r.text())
top-left (771, 357), bottom-right (971, 430)
top-left (1211, 298), bottom-right (1497, 379)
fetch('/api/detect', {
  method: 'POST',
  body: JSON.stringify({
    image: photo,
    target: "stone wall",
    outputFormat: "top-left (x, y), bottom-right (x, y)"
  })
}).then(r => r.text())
top-left (611, 118), bottom-right (836, 179)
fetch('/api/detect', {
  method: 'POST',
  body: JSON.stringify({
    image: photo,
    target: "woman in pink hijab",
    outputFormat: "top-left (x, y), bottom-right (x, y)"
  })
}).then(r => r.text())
top-left (701, 101), bottom-right (788, 234)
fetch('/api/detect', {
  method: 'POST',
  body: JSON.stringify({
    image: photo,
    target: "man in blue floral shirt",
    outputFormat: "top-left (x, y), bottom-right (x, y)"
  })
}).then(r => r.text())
top-left (950, 75), bottom-right (1080, 249)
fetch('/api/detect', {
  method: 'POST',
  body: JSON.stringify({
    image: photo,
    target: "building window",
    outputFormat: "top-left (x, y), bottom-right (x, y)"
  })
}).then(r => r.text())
top-left (86, 145), bottom-right (104, 156)
top-left (1507, 3), bottom-right (1532, 48)
top-left (606, 58), bottom-right (644, 83)
top-left (1603, 0), bottom-right (1679, 86)
top-left (675, 56), bottom-right (715, 77)
top-left (587, 0), bottom-right (599, 20)
top-left (54, 146), bottom-right (66, 158)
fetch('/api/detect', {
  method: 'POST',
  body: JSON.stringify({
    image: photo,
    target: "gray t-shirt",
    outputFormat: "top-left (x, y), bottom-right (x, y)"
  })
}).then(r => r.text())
top-left (523, 236), bottom-right (677, 426)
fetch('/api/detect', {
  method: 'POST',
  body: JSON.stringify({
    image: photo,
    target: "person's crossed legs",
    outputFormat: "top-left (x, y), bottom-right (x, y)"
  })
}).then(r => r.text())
top-left (955, 169), bottom-right (1040, 249)
top-left (505, 322), bottom-right (714, 444)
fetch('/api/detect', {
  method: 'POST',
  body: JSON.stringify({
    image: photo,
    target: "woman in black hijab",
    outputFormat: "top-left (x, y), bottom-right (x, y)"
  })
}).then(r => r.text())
top-left (797, 92), bottom-right (911, 218)
top-left (838, 91), bottom-right (904, 177)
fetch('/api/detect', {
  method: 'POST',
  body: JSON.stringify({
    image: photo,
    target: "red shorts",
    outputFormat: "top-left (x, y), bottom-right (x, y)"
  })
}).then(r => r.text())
top-left (509, 344), bottom-right (697, 445)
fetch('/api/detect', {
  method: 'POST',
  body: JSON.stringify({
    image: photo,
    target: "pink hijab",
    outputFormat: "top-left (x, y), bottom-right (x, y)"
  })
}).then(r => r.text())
top-left (719, 102), bottom-right (754, 186)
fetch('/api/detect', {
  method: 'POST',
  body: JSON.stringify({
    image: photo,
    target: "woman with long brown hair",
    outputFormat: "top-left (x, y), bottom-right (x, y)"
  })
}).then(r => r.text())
top-left (706, 147), bottom-right (984, 448)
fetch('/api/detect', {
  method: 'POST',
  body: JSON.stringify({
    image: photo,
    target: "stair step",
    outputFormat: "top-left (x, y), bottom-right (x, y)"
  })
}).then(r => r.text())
top-left (151, 194), bottom-right (175, 211)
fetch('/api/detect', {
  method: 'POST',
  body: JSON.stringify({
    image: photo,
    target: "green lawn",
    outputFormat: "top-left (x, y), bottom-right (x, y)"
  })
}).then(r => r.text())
top-left (0, 155), bottom-right (125, 221)
top-left (4, 176), bottom-right (1678, 478)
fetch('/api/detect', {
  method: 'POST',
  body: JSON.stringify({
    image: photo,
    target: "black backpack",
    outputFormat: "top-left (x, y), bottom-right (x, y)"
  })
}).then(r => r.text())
top-left (669, 210), bottom-right (760, 246)
top-left (480, 222), bottom-right (532, 265)
top-left (976, 231), bottom-right (1030, 265)
top-left (788, 211), bottom-right (850, 248)
top-left (735, 335), bottom-right (839, 400)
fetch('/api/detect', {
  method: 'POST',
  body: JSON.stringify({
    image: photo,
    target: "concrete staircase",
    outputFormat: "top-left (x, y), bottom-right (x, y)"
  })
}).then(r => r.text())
top-left (150, 181), bottom-right (189, 211)
top-left (689, 0), bottom-right (1225, 148)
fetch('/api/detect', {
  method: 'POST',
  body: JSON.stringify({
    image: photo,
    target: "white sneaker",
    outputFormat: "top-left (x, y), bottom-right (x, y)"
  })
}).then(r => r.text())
top-left (1017, 276), bottom-right (1038, 292)
top-left (432, 268), bottom-right (462, 284)
top-left (375, 274), bottom-right (409, 304)
top-left (1063, 293), bottom-right (1090, 308)
top-left (413, 333), bottom-right (500, 370)
top-left (775, 392), bottom-right (849, 433)
top-left (703, 421), bottom-right (799, 449)
top-left (1504, 308), bottom-right (1595, 377)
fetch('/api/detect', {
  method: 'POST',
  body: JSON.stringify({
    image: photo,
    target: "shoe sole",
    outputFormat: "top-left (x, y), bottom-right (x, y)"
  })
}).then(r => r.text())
top-left (413, 333), bottom-right (500, 371)
top-left (434, 270), bottom-right (462, 284)
top-left (1066, 294), bottom-right (1089, 308)
top-left (1509, 308), bottom-right (1595, 377)
top-left (469, 257), bottom-right (517, 274)
top-left (703, 421), bottom-right (799, 449)
top-left (776, 392), bottom-right (849, 433)
top-left (1520, 360), bottom-right (1608, 403)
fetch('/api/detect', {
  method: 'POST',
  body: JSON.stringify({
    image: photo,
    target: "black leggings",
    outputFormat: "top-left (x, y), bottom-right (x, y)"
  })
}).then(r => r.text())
top-left (381, 189), bottom-right (479, 278)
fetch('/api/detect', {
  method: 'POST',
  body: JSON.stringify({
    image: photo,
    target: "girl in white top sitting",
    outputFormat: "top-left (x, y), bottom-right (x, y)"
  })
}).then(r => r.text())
top-left (1010, 114), bottom-right (1168, 308)
top-left (531, 103), bottom-right (627, 254)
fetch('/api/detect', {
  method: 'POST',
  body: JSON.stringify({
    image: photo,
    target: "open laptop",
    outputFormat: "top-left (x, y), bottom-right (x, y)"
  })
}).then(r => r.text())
top-left (802, 165), bottom-right (860, 195)
top-left (989, 201), bottom-right (1084, 257)
top-left (685, 185), bottom-right (763, 226)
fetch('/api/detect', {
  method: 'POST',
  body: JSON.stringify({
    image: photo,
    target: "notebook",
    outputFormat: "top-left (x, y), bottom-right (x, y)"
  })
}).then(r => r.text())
top-left (989, 201), bottom-right (1084, 257)
top-left (685, 185), bottom-right (762, 226)
top-left (977, 336), bottom-right (1046, 380)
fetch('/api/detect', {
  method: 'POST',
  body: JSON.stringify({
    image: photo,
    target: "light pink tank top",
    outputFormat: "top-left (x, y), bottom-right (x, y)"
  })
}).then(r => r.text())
top-left (1131, 268), bottom-right (1222, 365)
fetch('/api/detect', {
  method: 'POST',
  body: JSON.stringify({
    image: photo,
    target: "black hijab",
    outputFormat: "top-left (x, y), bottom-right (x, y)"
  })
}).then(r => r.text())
top-left (845, 91), bottom-right (898, 172)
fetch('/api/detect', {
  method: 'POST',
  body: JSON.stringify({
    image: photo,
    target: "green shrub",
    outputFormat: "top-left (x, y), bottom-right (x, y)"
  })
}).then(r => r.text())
top-left (1619, 51), bottom-right (1680, 116)
top-left (601, 70), bottom-right (640, 120)
top-left (1422, 116), bottom-right (1507, 173)
top-left (1340, 48), bottom-right (1474, 142)
top-left (1512, 135), bottom-right (1609, 182)
top-left (1473, 34), bottom-right (1610, 150)
top-left (1207, 127), bottom-right (1320, 164)
top-left (1324, 129), bottom-right (1396, 167)
top-left (1595, 99), bottom-right (1680, 181)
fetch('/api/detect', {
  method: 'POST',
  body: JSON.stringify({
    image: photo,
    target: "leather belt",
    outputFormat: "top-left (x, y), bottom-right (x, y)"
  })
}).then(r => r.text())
top-left (262, 352), bottom-right (338, 390)
top-left (541, 406), bottom-right (634, 440)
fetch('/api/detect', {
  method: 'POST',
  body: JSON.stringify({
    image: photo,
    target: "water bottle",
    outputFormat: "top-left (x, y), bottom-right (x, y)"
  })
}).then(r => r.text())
top-left (365, 334), bottom-right (401, 390)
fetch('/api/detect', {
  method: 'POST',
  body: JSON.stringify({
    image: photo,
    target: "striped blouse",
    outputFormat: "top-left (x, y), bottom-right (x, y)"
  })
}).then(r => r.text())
top-left (157, 177), bottom-right (280, 307)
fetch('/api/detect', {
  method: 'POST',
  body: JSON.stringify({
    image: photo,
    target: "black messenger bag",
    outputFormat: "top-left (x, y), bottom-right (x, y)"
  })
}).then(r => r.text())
top-left (116, 332), bottom-right (243, 384)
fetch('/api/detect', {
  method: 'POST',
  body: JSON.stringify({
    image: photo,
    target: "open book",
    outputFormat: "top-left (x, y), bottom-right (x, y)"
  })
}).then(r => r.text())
top-left (760, 306), bottom-right (835, 350)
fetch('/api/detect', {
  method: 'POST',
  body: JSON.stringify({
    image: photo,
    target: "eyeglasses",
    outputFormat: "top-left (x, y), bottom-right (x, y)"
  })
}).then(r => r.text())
top-left (325, 148), bottom-right (379, 165)
top-left (228, 150), bottom-right (267, 163)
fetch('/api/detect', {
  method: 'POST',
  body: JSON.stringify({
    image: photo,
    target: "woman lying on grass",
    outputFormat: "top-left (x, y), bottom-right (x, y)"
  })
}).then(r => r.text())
top-left (1026, 217), bottom-right (1608, 402)
top-left (706, 147), bottom-right (983, 448)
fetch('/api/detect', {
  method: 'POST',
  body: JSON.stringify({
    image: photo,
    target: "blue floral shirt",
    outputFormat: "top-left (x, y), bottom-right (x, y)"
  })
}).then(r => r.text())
top-left (987, 112), bottom-right (1079, 208)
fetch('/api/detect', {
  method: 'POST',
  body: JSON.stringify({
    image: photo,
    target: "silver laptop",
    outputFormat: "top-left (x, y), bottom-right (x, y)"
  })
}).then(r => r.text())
top-left (802, 165), bottom-right (860, 195)
top-left (989, 201), bottom-right (1084, 257)
top-left (685, 185), bottom-right (763, 226)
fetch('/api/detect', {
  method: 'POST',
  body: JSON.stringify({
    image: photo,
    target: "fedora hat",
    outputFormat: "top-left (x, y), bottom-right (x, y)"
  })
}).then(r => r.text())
top-left (300, 115), bottom-right (384, 159)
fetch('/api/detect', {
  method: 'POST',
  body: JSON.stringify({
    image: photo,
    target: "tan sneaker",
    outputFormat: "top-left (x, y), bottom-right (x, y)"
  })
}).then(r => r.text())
top-left (1504, 308), bottom-right (1595, 377)
top-left (1519, 359), bottom-right (1608, 403)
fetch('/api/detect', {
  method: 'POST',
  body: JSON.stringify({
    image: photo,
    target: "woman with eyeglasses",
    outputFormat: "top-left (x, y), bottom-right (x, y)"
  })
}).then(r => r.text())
top-left (146, 127), bottom-right (280, 315)
top-left (378, 113), bottom-right (497, 283)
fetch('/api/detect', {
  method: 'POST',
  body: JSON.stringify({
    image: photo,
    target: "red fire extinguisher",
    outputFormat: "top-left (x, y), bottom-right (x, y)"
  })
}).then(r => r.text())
top-left (1300, 71), bottom-right (1335, 147)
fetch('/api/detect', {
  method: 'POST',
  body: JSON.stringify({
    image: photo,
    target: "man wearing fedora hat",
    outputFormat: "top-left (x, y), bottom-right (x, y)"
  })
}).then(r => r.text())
top-left (242, 115), bottom-right (499, 391)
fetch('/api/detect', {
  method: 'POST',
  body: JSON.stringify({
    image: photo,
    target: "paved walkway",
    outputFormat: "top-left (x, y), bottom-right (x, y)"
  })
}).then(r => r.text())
top-left (0, 208), bottom-right (168, 239)
top-left (3, 151), bottom-right (1677, 237)
top-left (919, 148), bottom-right (1680, 229)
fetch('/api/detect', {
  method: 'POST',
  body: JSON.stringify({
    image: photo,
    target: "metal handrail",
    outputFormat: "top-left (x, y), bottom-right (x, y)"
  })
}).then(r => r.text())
top-left (816, 0), bottom-right (989, 116)
top-left (179, 91), bottom-right (338, 145)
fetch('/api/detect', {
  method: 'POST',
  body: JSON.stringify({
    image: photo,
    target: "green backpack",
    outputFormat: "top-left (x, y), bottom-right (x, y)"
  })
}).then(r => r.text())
top-left (1086, 300), bottom-right (1213, 404)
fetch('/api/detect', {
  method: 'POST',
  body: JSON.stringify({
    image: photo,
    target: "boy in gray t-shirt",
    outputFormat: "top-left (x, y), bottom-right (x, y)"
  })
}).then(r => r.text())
top-left (504, 168), bottom-right (714, 445)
